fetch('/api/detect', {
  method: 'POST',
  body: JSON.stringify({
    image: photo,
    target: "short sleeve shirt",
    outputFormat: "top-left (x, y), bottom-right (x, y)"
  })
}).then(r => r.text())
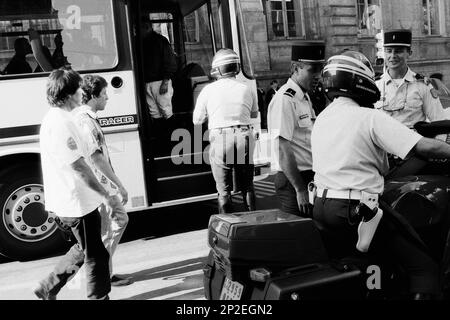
top-left (312, 97), bottom-right (422, 194)
top-left (374, 68), bottom-right (445, 128)
top-left (267, 78), bottom-right (316, 172)
top-left (40, 107), bottom-right (103, 217)
top-left (193, 77), bottom-right (258, 129)
top-left (74, 105), bottom-right (118, 195)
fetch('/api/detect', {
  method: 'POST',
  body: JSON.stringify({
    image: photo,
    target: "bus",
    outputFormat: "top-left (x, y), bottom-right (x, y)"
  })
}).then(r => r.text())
top-left (0, 0), bottom-right (269, 260)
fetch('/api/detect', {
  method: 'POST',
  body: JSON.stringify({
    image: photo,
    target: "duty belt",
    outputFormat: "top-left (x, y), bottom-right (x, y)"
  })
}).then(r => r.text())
top-left (316, 188), bottom-right (362, 200)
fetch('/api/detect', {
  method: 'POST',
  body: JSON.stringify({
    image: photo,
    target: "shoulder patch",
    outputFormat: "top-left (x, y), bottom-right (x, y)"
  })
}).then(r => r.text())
top-left (415, 73), bottom-right (425, 80)
top-left (430, 88), bottom-right (439, 99)
top-left (66, 137), bottom-right (78, 151)
top-left (284, 88), bottom-right (296, 98)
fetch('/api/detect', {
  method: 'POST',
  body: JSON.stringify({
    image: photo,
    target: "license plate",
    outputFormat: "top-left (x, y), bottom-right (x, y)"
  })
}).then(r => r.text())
top-left (220, 277), bottom-right (244, 300)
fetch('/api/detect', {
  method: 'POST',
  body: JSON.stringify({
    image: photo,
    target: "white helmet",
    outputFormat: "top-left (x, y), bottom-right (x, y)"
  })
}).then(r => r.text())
top-left (322, 50), bottom-right (380, 107)
top-left (210, 48), bottom-right (240, 79)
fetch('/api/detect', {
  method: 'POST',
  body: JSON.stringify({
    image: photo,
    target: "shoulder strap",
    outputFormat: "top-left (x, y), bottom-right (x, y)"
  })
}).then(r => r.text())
top-left (284, 88), bottom-right (296, 98)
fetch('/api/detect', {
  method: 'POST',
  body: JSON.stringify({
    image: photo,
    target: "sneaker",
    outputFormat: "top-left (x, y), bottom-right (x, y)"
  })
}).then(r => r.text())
top-left (110, 275), bottom-right (133, 287)
top-left (33, 284), bottom-right (57, 300)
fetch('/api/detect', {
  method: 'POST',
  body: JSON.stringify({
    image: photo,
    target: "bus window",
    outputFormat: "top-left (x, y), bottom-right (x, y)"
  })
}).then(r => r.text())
top-left (0, 0), bottom-right (118, 75)
top-left (172, 0), bottom-right (223, 116)
top-left (182, 0), bottom-right (223, 78)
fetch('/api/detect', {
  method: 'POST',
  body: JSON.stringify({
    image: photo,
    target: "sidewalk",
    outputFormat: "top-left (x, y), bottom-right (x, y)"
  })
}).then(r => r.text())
top-left (0, 229), bottom-right (209, 300)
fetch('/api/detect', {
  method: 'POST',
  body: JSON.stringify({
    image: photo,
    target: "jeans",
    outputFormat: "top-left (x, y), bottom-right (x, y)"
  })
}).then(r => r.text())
top-left (99, 195), bottom-right (129, 276)
top-left (38, 209), bottom-right (111, 299)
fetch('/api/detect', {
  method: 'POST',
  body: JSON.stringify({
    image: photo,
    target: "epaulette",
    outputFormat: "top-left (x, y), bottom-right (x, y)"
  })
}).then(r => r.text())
top-left (415, 73), bottom-right (425, 80)
top-left (284, 88), bottom-right (296, 98)
top-left (415, 73), bottom-right (427, 83)
top-left (415, 73), bottom-right (433, 87)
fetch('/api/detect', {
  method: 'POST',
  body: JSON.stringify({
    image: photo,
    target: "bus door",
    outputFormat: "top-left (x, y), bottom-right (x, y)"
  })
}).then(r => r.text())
top-left (133, 0), bottom-right (226, 203)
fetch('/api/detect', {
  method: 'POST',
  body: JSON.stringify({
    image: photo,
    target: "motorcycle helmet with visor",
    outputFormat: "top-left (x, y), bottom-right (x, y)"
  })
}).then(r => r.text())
top-left (322, 51), bottom-right (380, 107)
top-left (210, 48), bottom-right (241, 79)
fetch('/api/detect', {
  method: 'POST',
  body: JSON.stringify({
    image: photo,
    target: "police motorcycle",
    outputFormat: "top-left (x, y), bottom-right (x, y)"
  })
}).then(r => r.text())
top-left (203, 52), bottom-right (450, 300)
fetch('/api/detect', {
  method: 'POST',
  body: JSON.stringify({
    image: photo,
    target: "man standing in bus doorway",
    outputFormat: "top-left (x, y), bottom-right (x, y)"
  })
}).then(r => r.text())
top-left (35, 69), bottom-right (116, 300)
top-left (142, 18), bottom-right (178, 155)
top-left (267, 42), bottom-right (325, 218)
top-left (74, 75), bottom-right (132, 287)
top-left (193, 49), bottom-right (259, 213)
top-left (374, 29), bottom-right (446, 128)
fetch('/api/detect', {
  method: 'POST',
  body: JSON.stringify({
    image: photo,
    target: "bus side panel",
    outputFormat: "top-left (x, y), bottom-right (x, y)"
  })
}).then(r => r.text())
top-left (0, 70), bottom-right (149, 211)
top-left (104, 130), bottom-right (148, 211)
top-left (0, 77), bottom-right (48, 129)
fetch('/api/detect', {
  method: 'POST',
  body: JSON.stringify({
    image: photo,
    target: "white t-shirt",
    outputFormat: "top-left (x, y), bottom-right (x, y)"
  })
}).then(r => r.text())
top-left (192, 77), bottom-right (258, 129)
top-left (74, 105), bottom-right (118, 195)
top-left (312, 97), bottom-right (422, 194)
top-left (40, 107), bottom-right (103, 217)
top-left (268, 78), bottom-right (316, 172)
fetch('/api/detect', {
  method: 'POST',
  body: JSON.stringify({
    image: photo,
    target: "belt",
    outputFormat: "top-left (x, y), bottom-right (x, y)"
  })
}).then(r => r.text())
top-left (211, 125), bottom-right (252, 133)
top-left (216, 125), bottom-right (251, 129)
top-left (316, 188), bottom-right (362, 200)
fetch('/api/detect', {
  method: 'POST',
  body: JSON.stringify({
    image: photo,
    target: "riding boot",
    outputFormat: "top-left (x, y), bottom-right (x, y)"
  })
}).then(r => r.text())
top-left (242, 190), bottom-right (256, 211)
top-left (218, 193), bottom-right (233, 214)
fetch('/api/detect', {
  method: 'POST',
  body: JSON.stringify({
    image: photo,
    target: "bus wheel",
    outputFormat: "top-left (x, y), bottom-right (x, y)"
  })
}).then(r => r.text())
top-left (0, 166), bottom-right (68, 261)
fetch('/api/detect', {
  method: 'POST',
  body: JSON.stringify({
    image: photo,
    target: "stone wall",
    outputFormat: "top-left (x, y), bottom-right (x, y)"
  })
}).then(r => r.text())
top-left (240, 0), bottom-right (450, 90)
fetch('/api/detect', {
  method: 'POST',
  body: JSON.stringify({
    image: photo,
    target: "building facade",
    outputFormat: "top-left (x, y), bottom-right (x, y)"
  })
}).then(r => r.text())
top-left (237, 0), bottom-right (450, 91)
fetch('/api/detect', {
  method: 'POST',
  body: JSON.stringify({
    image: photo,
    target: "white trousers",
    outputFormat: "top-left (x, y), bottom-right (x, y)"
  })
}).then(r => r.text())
top-left (145, 80), bottom-right (174, 119)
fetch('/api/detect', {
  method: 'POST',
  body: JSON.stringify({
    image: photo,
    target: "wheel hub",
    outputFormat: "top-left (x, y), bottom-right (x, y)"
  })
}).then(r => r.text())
top-left (3, 184), bottom-right (57, 242)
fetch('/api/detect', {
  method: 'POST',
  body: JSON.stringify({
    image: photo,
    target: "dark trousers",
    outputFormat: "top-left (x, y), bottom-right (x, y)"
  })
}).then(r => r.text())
top-left (274, 171), bottom-right (314, 217)
top-left (39, 209), bottom-right (111, 299)
top-left (313, 197), bottom-right (440, 295)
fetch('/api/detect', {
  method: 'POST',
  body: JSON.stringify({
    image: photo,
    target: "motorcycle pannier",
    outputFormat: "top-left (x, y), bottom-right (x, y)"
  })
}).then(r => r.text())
top-left (262, 263), bottom-right (363, 300)
top-left (207, 209), bottom-right (329, 281)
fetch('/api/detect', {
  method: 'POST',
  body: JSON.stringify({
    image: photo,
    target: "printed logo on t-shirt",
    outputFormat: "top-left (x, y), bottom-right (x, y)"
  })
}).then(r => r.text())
top-left (66, 137), bottom-right (78, 150)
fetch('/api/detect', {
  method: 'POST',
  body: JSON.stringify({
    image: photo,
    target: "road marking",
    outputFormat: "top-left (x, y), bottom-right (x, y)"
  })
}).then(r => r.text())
top-left (148, 287), bottom-right (204, 300)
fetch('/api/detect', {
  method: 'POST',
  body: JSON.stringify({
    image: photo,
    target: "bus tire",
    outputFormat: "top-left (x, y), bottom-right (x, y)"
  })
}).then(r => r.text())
top-left (0, 164), bottom-right (69, 261)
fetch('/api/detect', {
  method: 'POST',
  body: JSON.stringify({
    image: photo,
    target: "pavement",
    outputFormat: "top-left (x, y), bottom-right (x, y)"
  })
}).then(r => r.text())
top-left (0, 173), bottom-right (280, 300)
top-left (0, 229), bottom-right (210, 300)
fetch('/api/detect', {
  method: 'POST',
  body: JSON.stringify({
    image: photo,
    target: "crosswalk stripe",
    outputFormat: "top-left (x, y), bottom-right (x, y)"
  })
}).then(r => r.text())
top-left (149, 287), bottom-right (204, 300)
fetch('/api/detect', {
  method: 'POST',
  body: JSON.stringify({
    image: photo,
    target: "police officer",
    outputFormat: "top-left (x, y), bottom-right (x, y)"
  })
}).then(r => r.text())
top-left (311, 50), bottom-right (450, 299)
top-left (374, 29), bottom-right (446, 128)
top-left (193, 49), bottom-right (258, 213)
top-left (267, 42), bottom-right (325, 217)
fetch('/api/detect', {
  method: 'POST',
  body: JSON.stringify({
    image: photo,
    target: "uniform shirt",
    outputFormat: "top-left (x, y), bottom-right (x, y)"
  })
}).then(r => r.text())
top-left (74, 105), bottom-right (118, 195)
top-left (40, 107), bottom-right (103, 218)
top-left (267, 78), bottom-right (316, 172)
top-left (312, 97), bottom-right (422, 194)
top-left (193, 77), bottom-right (258, 129)
top-left (375, 68), bottom-right (445, 128)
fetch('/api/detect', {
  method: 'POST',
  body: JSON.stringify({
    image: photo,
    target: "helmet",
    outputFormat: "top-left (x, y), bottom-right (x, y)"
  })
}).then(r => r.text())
top-left (210, 48), bottom-right (240, 79)
top-left (322, 51), bottom-right (380, 106)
